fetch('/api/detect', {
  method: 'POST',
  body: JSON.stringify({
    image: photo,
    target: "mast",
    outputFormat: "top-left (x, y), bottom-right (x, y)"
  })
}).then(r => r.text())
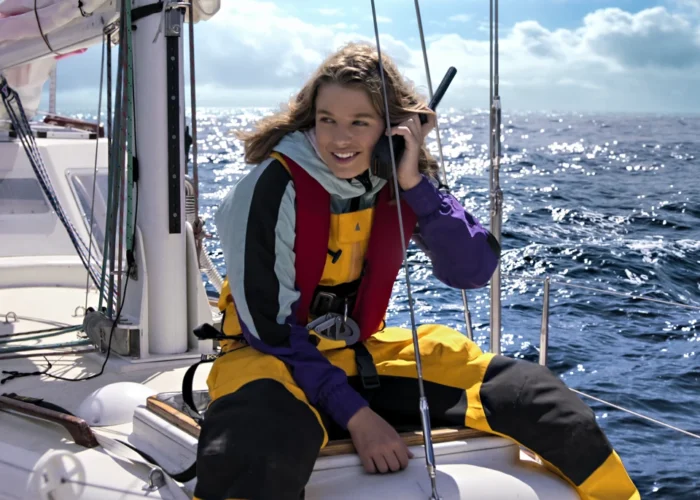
top-left (127, 0), bottom-right (188, 355)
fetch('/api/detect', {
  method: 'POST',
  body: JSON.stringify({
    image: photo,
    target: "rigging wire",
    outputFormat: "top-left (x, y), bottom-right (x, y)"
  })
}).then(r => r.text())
top-left (84, 32), bottom-right (107, 310)
top-left (188, 3), bottom-right (200, 223)
top-left (488, 0), bottom-right (504, 355)
top-left (411, 0), bottom-right (475, 342)
top-left (369, 1), bottom-right (440, 498)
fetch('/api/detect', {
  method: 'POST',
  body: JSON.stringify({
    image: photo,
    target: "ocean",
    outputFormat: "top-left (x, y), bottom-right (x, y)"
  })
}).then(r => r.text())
top-left (195, 109), bottom-right (699, 499)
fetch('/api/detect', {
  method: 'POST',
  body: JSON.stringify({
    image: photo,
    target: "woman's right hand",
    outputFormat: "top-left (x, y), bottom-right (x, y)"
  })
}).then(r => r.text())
top-left (347, 407), bottom-right (414, 474)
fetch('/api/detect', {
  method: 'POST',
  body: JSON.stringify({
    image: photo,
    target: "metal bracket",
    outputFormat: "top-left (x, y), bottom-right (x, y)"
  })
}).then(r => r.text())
top-left (83, 309), bottom-right (141, 357)
top-left (143, 468), bottom-right (166, 491)
top-left (164, 9), bottom-right (182, 37)
top-left (164, 1), bottom-right (189, 37)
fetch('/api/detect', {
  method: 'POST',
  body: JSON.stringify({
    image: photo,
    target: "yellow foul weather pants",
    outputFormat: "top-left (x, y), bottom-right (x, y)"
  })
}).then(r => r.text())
top-left (194, 325), bottom-right (639, 500)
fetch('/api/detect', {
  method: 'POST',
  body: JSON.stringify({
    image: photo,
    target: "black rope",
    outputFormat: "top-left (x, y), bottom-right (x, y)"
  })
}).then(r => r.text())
top-left (33, 0), bottom-right (61, 56)
top-left (1, 358), bottom-right (52, 384)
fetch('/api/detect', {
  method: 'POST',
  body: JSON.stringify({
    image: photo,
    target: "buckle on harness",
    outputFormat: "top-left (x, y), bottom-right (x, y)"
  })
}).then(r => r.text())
top-left (310, 291), bottom-right (337, 317)
top-left (309, 287), bottom-right (359, 318)
top-left (306, 313), bottom-right (361, 345)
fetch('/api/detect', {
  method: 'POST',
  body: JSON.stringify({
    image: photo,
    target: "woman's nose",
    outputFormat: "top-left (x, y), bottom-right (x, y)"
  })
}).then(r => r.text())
top-left (332, 127), bottom-right (353, 146)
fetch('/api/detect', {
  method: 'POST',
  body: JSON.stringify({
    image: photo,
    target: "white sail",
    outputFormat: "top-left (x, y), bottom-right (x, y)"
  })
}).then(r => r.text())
top-left (0, 0), bottom-right (117, 124)
top-left (0, 0), bottom-right (220, 123)
top-left (0, 0), bottom-right (110, 42)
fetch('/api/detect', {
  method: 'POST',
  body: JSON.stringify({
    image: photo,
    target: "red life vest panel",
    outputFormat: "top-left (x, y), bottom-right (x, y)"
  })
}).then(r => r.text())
top-left (278, 153), bottom-right (417, 341)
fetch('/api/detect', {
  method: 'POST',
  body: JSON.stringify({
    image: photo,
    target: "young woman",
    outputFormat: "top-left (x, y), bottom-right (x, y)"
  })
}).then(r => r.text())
top-left (195, 42), bottom-right (638, 500)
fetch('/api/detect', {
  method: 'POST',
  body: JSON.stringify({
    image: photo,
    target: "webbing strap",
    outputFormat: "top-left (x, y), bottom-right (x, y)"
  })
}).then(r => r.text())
top-left (181, 354), bottom-right (217, 421)
top-left (113, 437), bottom-right (197, 484)
top-left (350, 342), bottom-right (380, 390)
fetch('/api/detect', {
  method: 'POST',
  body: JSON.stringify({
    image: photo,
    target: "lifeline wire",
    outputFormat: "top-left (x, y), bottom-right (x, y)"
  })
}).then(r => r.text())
top-left (501, 273), bottom-right (700, 312)
top-left (369, 1), bottom-right (440, 498)
top-left (571, 389), bottom-right (700, 441)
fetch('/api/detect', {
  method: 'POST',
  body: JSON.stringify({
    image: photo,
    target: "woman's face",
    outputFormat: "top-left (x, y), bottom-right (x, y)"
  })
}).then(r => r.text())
top-left (314, 83), bottom-right (385, 179)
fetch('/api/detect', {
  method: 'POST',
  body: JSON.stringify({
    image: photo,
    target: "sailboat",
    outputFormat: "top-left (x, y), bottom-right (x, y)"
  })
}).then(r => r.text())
top-left (0, 1), bottom-right (616, 498)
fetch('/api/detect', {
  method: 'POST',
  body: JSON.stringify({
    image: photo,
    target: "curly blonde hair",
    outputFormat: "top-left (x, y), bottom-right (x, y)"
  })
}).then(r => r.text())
top-left (236, 42), bottom-right (438, 177)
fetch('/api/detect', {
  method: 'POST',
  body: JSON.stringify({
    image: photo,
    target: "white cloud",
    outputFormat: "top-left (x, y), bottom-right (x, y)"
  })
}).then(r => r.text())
top-left (415, 6), bottom-right (700, 112)
top-left (329, 22), bottom-right (360, 31)
top-left (318, 8), bottom-right (343, 16)
top-left (52, 1), bottom-right (700, 113)
top-left (581, 7), bottom-right (700, 69)
top-left (673, 0), bottom-right (700, 14)
top-left (449, 14), bottom-right (471, 23)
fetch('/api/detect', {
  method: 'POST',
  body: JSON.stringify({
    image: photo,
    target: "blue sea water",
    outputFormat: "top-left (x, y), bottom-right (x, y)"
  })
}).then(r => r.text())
top-left (194, 109), bottom-right (699, 499)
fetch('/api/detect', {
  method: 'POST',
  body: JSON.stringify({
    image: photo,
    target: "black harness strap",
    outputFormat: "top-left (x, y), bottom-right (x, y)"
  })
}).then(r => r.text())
top-left (193, 322), bottom-right (230, 341)
top-left (182, 324), bottom-right (249, 419)
top-left (181, 353), bottom-right (218, 422)
top-left (116, 437), bottom-right (197, 483)
top-left (349, 342), bottom-right (380, 390)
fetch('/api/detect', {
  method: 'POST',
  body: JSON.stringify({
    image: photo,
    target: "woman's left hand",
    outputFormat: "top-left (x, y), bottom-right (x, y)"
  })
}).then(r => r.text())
top-left (387, 112), bottom-right (436, 190)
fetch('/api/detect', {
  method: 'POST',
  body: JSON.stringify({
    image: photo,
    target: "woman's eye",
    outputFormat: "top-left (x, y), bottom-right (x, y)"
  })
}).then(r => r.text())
top-left (319, 117), bottom-right (334, 124)
top-left (353, 121), bottom-right (368, 126)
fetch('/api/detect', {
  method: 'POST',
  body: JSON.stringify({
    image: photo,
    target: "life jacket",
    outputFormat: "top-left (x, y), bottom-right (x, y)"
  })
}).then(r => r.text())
top-left (218, 151), bottom-right (417, 350)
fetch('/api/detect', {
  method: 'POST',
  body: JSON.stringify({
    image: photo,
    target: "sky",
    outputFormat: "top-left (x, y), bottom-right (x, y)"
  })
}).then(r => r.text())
top-left (38, 0), bottom-right (700, 113)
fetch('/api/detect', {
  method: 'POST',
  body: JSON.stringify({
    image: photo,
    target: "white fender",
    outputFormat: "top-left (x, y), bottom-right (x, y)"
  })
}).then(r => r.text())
top-left (75, 381), bottom-right (156, 427)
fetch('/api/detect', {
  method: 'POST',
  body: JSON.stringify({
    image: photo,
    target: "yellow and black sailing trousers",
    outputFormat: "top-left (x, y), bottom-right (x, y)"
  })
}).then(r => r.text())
top-left (194, 325), bottom-right (639, 500)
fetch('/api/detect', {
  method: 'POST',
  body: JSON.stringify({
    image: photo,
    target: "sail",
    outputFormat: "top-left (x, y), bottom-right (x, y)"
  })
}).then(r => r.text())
top-left (0, 0), bottom-right (110, 43)
top-left (0, 0), bottom-right (220, 123)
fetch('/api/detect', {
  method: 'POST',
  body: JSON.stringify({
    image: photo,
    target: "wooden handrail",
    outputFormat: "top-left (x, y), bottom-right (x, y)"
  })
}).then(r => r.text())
top-left (0, 395), bottom-right (99, 448)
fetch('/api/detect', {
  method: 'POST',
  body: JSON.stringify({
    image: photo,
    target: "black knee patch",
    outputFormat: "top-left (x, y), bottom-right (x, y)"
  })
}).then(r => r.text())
top-left (347, 375), bottom-right (467, 433)
top-left (194, 379), bottom-right (324, 500)
top-left (480, 356), bottom-right (613, 485)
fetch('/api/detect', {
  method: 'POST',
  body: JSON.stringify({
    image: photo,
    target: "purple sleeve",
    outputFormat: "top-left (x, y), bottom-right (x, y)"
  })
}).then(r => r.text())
top-left (400, 175), bottom-right (500, 289)
top-left (237, 307), bottom-right (369, 429)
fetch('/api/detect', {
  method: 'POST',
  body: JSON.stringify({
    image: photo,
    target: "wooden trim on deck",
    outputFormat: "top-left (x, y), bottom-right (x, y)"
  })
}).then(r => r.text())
top-left (146, 396), bottom-right (490, 457)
